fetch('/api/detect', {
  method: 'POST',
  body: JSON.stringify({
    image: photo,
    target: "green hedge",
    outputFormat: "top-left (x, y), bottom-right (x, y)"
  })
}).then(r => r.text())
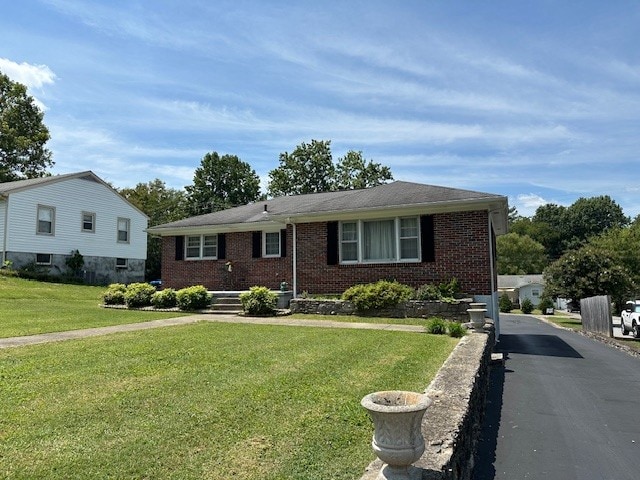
top-left (342, 280), bottom-right (414, 311)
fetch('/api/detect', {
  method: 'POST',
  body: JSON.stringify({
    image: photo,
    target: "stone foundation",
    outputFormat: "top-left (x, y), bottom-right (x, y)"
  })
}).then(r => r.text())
top-left (290, 298), bottom-right (473, 322)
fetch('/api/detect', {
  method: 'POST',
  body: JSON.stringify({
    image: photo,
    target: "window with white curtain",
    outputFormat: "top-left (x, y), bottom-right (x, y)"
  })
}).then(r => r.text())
top-left (340, 217), bottom-right (420, 263)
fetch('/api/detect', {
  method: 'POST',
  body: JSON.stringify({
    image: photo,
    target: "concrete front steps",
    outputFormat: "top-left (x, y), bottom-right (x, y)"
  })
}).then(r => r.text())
top-left (209, 292), bottom-right (243, 315)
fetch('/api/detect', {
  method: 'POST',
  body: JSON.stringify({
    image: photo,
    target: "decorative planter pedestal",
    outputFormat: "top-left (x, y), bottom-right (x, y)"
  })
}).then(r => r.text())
top-left (467, 303), bottom-right (487, 331)
top-left (361, 391), bottom-right (432, 480)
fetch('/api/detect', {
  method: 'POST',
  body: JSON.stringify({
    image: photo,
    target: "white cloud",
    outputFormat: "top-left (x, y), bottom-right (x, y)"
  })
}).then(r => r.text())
top-left (0, 57), bottom-right (57, 89)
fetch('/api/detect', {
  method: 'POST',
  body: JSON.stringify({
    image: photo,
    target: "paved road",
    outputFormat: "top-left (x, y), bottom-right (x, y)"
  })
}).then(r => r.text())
top-left (474, 314), bottom-right (640, 480)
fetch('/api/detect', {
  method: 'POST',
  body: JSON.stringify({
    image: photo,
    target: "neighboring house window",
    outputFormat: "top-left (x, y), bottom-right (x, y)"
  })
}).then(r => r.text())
top-left (263, 231), bottom-right (281, 257)
top-left (82, 212), bottom-right (96, 233)
top-left (532, 289), bottom-right (540, 297)
top-left (339, 217), bottom-right (421, 263)
top-left (185, 234), bottom-right (218, 259)
top-left (117, 218), bottom-right (130, 243)
top-left (36, 253), bottom-right (52, 265)
top-left (36, 205), bottom-right (55, 235)
top-left (116, 258), bottom-right (128, 269)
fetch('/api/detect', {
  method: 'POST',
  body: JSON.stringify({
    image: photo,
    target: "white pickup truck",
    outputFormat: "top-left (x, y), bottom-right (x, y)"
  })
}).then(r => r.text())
top-left (620, 300), bottom-right (640, 338)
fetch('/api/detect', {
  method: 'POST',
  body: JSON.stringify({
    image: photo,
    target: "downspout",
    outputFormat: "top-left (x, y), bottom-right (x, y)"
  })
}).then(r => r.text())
top-left (292, 222), bottom-right (297, 298)
top-left (1, 195), bottom-right (8, 265)
top-left (488, 211), bottom-right (499, 338)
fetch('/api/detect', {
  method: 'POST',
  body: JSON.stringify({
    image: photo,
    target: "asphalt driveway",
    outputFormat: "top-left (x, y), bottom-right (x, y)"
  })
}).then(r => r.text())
top-left (474, 314), bottom-right (640, 480)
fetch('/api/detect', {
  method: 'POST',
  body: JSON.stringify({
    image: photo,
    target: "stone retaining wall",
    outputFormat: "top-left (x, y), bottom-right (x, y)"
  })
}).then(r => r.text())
top-left (360, 326), bottom-right (495, 480)
top-left (289, 298), bottom-right (473, 322)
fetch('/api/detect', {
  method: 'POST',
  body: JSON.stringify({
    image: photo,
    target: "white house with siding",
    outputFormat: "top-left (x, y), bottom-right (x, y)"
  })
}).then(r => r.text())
top-left (0, 171), bottom-right (147, 284)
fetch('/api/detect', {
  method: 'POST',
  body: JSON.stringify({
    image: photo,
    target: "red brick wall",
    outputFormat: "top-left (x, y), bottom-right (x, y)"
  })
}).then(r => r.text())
top-left (161, 210), bottom-right (494, 295)
top-left (162, 230), bottom-right (293, 291)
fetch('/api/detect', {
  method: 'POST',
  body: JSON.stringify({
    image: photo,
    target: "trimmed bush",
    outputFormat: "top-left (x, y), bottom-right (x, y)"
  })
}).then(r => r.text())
top-left (151, 288), bottom-right (177, 309)
top-left (176, 285), bottom-right (210, 311)
top-left (240, 286), bottom-right (278, 316)
top-left (438, 278), bottom-right (461, 298)
top-left (499, 293), bottom-right (512, 313)
top-left (447, 321), bottom-right (466, 338)
top-left (124, 282), bottom-right (157, 308)
top-left (102, 283), bottom-right (127, 305)
top-left (521, 297), bottom-right (534, 314)
top-left (342, 280), bottom-right (414, 311)
top-left (414, 284), bottom-right (442, 301)
top-left (539, 297), bottom-right (554, 314)
top-left (426, 317), bottom-right (447, 335)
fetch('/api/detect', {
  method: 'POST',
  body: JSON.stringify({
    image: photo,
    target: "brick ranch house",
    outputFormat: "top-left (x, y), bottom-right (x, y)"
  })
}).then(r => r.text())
top-left (149, 181), bottom-right (508, 320)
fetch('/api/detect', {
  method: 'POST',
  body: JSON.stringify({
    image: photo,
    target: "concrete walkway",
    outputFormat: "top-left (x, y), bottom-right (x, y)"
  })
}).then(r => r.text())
top-left (0, 315), bottom-right (426, 349)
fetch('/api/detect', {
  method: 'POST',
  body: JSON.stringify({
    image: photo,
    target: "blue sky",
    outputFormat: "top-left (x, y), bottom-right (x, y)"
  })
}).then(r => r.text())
top-left (2, 0), bottom-right (639, 218)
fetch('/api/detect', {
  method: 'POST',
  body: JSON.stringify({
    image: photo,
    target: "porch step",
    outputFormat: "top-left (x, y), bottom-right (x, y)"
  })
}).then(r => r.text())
top-left (209, 293), bottom-right (243, 315)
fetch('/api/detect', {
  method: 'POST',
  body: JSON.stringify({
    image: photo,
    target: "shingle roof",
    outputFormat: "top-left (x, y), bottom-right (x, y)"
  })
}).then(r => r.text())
top-left (0, 171), bottom-right (97, 195)
top-left (150, 181), bottom-right (508, 233)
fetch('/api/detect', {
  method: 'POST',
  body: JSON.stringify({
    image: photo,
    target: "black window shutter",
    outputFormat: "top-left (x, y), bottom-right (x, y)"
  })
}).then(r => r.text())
top-left (218, 233), bottom-right (226, 260)
top-left (280, 229), bottom-right (287, 257)
top-left (327, 221), bottom-right (338, 265)
top-left (252, 231), bottom-right (262, 258)
top-left (420, 215), bottom-right (435, 262)
top-left (175, 235), bottom-right (184, 261)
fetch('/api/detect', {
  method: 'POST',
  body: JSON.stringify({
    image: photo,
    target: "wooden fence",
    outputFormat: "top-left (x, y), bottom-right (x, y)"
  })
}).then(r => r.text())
top-left (581, 295), bottom-right (613, 337)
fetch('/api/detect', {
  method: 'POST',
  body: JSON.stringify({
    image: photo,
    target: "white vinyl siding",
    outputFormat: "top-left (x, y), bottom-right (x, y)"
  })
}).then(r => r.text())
top-left (339, 217), bottom-right (420, 264)
top-left (185, 234), bottom-right (218, 259)
top-left (4, 177), bottom-right (147, 260)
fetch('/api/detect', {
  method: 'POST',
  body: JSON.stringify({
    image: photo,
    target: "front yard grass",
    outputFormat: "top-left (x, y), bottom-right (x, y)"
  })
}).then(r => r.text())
top-left (0, 322), bottom-right (457, 480)
top-left (0, 276), bottom-right (186, 338)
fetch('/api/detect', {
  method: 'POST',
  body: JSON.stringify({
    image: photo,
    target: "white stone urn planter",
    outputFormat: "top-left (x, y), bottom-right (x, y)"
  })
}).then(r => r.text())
top-left (361, 390), bottom-right (432, 480)
top-left (467, 308), bottom-right (487, 330)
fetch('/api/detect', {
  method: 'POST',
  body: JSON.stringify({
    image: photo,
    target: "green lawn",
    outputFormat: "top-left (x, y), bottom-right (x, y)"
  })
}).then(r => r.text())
top-left (0, 276), bottom-right (185, 338)
top-left (0, 322), bottom-right (457, 479)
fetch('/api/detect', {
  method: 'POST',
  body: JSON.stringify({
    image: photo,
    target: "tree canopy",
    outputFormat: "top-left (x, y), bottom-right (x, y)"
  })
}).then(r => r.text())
top-left (496, 233), bottom-right (547, 275)
top-left (0, 71), bottom-right (53, 182)
top-left (119, 179), bottom-right (188, 280)
top-left (267, 139), bottom-right (393, 196)
top-left (185, 152), bottom-right (261, 216)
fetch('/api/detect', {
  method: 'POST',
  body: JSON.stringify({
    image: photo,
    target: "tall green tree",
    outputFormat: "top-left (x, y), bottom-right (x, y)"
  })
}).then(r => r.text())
top-left (267, 139), bottom-right (393, 196)
top-left (334, 150), bottom-right (393, 190)
top-left (268, 139), bottom-right (335, 197)
top-left (0, 71), bottom-right (53, 182)
top-left (563, 195), bottom-right (629, 249)
top-left (119, 179), bottom-right (188, 280)
top-left (544, 245), bottom-right (634, 311)
top-left (185, 152), bottom-right (261, 216)
top-left (496, 233), bottom-right (548, 274)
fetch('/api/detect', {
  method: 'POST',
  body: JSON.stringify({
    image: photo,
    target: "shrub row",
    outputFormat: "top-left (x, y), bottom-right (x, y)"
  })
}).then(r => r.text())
top-left (342, 278), bottom-right (462, 311)
top-left (102, 283), bottom-right (210, 311)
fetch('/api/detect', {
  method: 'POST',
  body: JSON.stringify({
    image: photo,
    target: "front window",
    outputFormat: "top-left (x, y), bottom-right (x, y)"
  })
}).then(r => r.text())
top-left (117, 218), bottom-right (130, 243)
top-left (37, 205), bottom-right (55, 235)
top-left (363, 219), bottom-right (396, 261)
top-left (186, 234), bottom-right (218, 259)
top-left (264, 231), bottom-right (280, 257)
top-left (340, 222), bottom-right (358, 262)
top-left (339, 216), bottom-right (420, 263)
